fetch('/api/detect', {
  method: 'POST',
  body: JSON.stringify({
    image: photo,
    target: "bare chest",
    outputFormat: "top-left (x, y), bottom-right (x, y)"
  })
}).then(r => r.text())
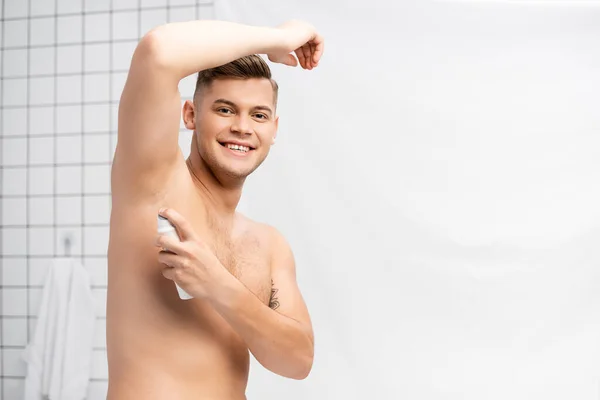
top-left (196, 220), bottom-right (272, 305)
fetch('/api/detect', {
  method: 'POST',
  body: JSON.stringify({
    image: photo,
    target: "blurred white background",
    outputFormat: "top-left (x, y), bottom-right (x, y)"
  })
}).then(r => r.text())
top-left (2, 0), bottom-right (600, 399)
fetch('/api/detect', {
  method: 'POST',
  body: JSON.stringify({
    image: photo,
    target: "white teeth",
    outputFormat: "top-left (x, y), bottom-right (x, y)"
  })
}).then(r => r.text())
top-left (226, 144), bottom-right (250, 152)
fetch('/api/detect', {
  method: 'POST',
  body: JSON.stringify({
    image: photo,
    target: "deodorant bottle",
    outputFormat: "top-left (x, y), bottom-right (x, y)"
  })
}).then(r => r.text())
top-left (157, 215), bottom-right (193, 300)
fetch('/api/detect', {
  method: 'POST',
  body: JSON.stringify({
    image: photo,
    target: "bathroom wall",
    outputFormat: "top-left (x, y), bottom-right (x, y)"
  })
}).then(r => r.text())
top-left (0, 0), bottom-right (212, 398)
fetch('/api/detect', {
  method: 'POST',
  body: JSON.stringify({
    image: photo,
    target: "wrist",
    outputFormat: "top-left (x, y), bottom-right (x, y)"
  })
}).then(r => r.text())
top-left (255, 25), bottom-right (290, 55)
top-left (206, 268), bottom-right (243, 309)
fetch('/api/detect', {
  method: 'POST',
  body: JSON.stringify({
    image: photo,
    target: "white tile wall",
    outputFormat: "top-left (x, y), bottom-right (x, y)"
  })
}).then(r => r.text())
top-left (84, 165), bottom-right (110, 194)
top-left (56, 165), bottom-right (82, 194)
top-left (57, 0), bottom-right (82, 14)
top-left (113, 11), bottom-right (139, 40)
top-left (3, 349), bottom-right (27, 376)
top-left (113, 0), bottom-right (139, 11)
top-left (4, 379), bottom-right (25, 400)
top-left (84, 195), bottom-right (110, 223)
top-left (112, 41), bottom-right (137, 70)
top-left (172, 0), bottom-right (200, 5)
top-left (29, 258), bottom-right (53, 285)
top-left (3, 78), bottom-right (28, 106)
top-left (30, 0), bottom-right (56, 17)
top-left (30, 18), bottom-right (55, 47)
top-left (84, 134), bottom-right (110, 163)
top-left (29, 106), bottom-right (55, 136)
top-left (2, 318), bottom-right (28, 346)
top-left (2, 3), bottom-right (214, 398)
top-left (28, 166), bottom-right (54, 195)
top-left (56, 106), bottom-right (82, 133)
top-left (84, 226), bottom-right (109, 255)
top-left (4, 20), bottom-right (28, 48)
top-left (170, 6), bottom-right (197, 23)
top-left (30, 47), bottom-right (55, 75)
top-left (142, 0), bottom-right (168, 8)
top-left (141, 8), bottom-right (168, 36)
top-left (29, 136), bottom-right (55, 165)
top-left (4, 0), bottom-right (29, 19)
top-left (111, 72), bottom-right (127, 101)
top-left (2, 138), bottom-right (27, 166)
top-left (2, 198), bottom-right (26, 226)
top-left (85, 13), bottom-right (110, 43)
top-left (57, 45), bottom-right (82, 74)
top-left (2, 108), bottom-right (27, 136)
top-left (2, 168), bottom-right (27, 195)
top-left (2, 289), bottom-right (27, 316)
top-left (29, 227), bottom-right (55, 255)
top-left (2, 49), bottom-right (28, 77)
top-left (29, 197), bottom-right (55, 225)
top-left (84, 104), bottom-right (110, 132)
top-left (56, 196), bottom-right (83, 225)
top-left (57, 15), bottom-right (83, 44)
top-left (29, 76), bottom-right (55, 106)
top-left (85, 0), bottom-right (111, 13)
top-left (56, 134), bottom-right (82, 162)
top-left (84, 74), bottom-right (110, 102)
top-left (56, 75), bottom-right (82, 103)
top-left (85, 43), bottom-right (111, 72)
top-left (2, 258), bottom-right (27, 286)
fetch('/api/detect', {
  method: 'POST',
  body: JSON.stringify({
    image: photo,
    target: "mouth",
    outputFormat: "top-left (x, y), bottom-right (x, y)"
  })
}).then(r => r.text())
top-left (218, 141), bottom-right (255, 156)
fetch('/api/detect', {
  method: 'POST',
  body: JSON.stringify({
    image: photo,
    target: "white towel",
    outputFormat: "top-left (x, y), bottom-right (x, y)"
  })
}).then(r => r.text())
top-left (23, 258), bottom-right (97, 400)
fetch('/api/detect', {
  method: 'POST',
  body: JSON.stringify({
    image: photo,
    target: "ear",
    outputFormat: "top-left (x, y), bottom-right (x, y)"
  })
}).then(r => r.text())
top-left (182, 100), bottom-right (196, 130)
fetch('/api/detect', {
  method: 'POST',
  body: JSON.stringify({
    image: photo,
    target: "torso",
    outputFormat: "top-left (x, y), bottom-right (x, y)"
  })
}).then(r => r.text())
top-left (106, 158), bottom-right (273, 400)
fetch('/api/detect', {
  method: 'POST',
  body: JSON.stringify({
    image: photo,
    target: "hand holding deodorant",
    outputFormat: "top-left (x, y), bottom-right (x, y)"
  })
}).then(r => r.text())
top-left (157, 214), bottom-right (194, 300)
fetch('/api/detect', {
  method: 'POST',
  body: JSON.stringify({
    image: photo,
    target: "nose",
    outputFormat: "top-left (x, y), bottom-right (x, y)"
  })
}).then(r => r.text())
top-left (230, 115), bottom-right (253, 135)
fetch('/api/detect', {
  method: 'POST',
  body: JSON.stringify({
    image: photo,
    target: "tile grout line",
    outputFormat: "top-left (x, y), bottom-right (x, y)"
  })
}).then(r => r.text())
top-left (25, 0), bottom-right (32, 352)
top-left (0, 0), bottom-right (5, 396)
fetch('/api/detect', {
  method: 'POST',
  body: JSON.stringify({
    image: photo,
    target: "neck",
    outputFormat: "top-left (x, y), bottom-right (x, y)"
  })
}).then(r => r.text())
top-left (186, 138), bottom-right (245, 217)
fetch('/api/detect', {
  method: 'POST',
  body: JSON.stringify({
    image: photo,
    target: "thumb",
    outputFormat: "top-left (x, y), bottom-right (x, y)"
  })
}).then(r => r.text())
top-left (269, 53), bottom-right (298, 67)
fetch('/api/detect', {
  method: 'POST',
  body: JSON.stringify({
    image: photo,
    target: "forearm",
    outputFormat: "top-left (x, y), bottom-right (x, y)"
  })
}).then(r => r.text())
top-left (208, 275), bottom-right (314, 380)
top-left (141, 20), bottom-right (284, 79)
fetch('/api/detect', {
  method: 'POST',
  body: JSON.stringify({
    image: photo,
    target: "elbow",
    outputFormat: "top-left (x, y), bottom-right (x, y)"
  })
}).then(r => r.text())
top-left (284, 336), bottom-right (314, 380)
top-left (289, 351), bottom-right (314, 380)
top-left (133, 26), bottom-right (174, 71)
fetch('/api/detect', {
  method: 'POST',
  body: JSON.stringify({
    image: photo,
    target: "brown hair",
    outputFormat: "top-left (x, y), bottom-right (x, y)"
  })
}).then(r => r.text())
top-left (194, 54), bottom-right (279, 107)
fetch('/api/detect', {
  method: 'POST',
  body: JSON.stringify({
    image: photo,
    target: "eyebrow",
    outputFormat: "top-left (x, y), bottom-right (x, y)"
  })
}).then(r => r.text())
top-left (214, 98), bottom-right (273, 115)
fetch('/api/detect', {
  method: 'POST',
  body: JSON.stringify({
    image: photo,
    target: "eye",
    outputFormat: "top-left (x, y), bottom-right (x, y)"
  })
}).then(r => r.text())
top-left (217, 108), bottom-right (233, 114)
top-left (254, 113), bottom-right (268, 120)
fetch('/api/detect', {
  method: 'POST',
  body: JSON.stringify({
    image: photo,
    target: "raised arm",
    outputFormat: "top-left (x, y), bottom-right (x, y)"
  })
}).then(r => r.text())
top-left (112, 20), bottom-right (322, 195)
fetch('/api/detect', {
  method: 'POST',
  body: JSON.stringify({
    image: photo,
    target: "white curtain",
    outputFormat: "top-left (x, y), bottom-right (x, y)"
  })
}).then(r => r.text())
top-left (215, 1), bottom-right (600, 398)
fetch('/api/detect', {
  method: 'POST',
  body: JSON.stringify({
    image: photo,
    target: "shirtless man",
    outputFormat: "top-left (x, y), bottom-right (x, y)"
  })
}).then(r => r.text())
top-left (107, 20), bottom-right (324, 399)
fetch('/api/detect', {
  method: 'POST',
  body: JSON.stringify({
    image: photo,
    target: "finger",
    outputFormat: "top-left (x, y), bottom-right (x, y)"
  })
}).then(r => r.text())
top-left (301, 44), bottom-right (311, 70)
top-left (155, 234), bottom-right (186, 255)
top-left (284, 53), bottom-right (298, 67)
top-left (161, 266), bottom-right (179, 282)
top-left (158, 208), bottom-right (197, 242)
top-left (295, 48), bottom-right (306, 69)
top-left (308, 42), bottom-right (315, 69)
top-left (158, 251), bottom-right (181, 268)
top-left (312, 34), bottom-right (324, 65)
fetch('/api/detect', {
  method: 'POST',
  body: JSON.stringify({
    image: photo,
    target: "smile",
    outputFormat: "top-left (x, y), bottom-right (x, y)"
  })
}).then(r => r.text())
top-left (219, 141), bottom-right (255, 157)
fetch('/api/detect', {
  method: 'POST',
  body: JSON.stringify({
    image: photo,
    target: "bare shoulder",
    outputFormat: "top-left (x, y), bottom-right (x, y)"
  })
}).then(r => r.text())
top-left (234, 214), bottom-right (293, 263)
